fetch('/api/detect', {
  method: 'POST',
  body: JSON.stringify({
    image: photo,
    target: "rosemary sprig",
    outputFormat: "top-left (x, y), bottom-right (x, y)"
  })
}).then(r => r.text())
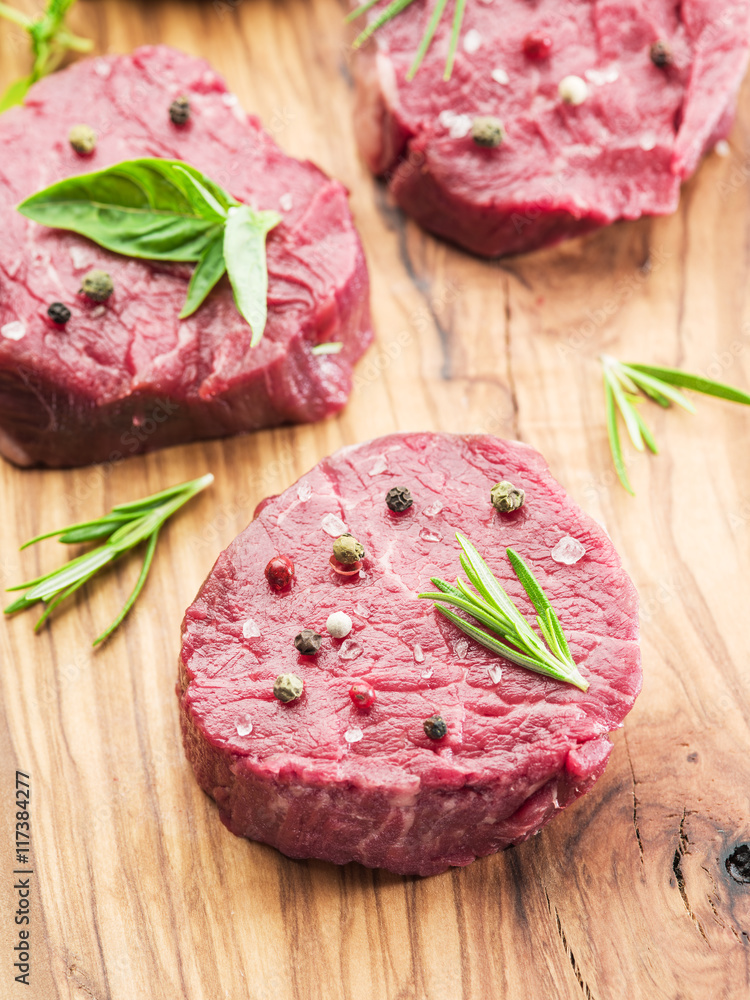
top-left (601, 355), bottom-right (750, 494)
top-left (347, 0), bottom-right (466, 81)
top-left (0, 0), bottom-right (92, 113)
top-left (5, 474), bottom-right (213, 645)
top-left (419, 533), bottom-right (589, 691)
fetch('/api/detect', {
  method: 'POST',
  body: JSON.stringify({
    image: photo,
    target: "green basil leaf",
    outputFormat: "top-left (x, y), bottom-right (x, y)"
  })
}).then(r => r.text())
top-left (223, 204), bottom-right (281, 346)
top-left (180, 232), bottom-right (227, 319)
top-left (0, 75), bottom-right (33, 113)
top-left (172, 164), bottom-right (236, 219)
top-left (17, 158), bottom-right (231, 261)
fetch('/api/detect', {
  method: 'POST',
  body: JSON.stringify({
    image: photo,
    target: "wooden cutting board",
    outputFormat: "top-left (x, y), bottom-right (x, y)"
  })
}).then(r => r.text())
top-left (1, 1), bottom-right (749, 997)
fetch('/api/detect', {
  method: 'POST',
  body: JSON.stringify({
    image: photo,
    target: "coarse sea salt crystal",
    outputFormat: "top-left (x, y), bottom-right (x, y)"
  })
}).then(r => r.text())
top-left (454, 638), bottom-right (470, 659)
top-left (491, 67), bottom-right (509, 85)
top-left (487, 664), bottom-right (503, 684)
top-left (419, 527), bottom-right (442, 543)
top-left (368, 454), bottom-right (388, 476)
top-left (279, 193), bottom-right (294, 212)
top-left (551, 535), bottom-right (586, 565)
top-left (69, 246), bottom-right (90, 270)
top-left (354, 604), bottom-right (369, 619)
top-left (344, 727), bottom-right (363, 744)
top-left (1, 321), bottom-right (25, 341)
top-left (297, 482), bottom-right (312, 502)
top-left (585, 67), bottom-right (619, 86)
top-left (424, 501), bottom-right (443, 518)
top-left (639, 133), bottom-right (657, 151)
top-left (236, 718), bottom-right (253, 736)
top-left (339, 639), bottom-right (363, 661)
top-left (421, 667), bottom-right (434, 679)
top-left (715, 139), bottom-right (731, 157)
top-left (242, 618), bottom-right (261, 639)
top-left (413, 643), bottom-right (425, 664)
top-left (321, 512), bottom-right (347, 536)
top-left (463, 28), bottom-right (482, 54)
top-left (438, 110), bottom-right (473, 139)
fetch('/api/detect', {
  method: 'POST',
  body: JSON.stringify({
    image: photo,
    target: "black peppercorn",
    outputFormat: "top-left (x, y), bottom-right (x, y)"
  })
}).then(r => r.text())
top-left (294, 628), bottom-right (322, 655)
top-left (47, 302), bottom-right (71, 325)
top-left (423, 714), bottom-right (448, 740)
top-left (385, 486), bottom-right (414, 513)
top-left (650, 40), bottom-right (673, 68)
top-left (169, 96), bottom-right (191, 126)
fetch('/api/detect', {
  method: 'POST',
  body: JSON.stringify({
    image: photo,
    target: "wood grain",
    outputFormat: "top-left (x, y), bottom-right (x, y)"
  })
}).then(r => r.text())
top-left (1, 1), bottom-right (750, 997)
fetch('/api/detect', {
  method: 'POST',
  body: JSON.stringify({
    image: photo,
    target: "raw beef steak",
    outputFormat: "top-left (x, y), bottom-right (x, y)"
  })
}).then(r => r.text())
top-left (352, 0), bottom-right (750, 256)
top-left (0, 47), bottom-right (372, 468)
top-left (178, 433), bottom-right (641, 876)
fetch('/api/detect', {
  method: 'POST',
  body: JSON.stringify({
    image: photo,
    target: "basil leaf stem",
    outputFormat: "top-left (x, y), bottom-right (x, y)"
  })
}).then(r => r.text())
top-left (0, 0), bottom-right (92, 112)
top-left (601, 355), bottom-right (750, 494)
top-left (419, 534), bottom-right (588, 691)
top-left (5, 474), bottom-right (213, 645)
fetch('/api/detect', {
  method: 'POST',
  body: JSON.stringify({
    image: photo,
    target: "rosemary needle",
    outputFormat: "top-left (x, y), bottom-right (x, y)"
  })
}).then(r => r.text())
top-left (348, 0), bottom-right (467, 81)
top-left (601, 355), bottom-right (750, 494)
top-left (5, 473), bottom-right (213, 645)
top-left (419, 533), bottom-right (588, 691)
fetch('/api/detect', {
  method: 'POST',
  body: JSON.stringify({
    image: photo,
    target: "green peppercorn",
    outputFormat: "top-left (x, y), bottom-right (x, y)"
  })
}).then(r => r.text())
top-left (273, 673), bottom-right (304, 703)
top-left (79, 270), bottom-right (114, 303)
top-left (423, 715), bottom-right (448, 740)
top-left (169, 96), bottom-right (191, 126)
top-left (471, 116), bottom-right (505, 149)
top-left (332, 534), bottom-right (365, 565)
top-left (385, 486), bottom-right (413, 513)
top-left (650, 40), bottom-right (673, 68)
top-left (490, 481), bottom-right (525, 513)
top-left (294, 629), bottom-right (322, 655)
top-left (68, 124), bottom-right (97, 155)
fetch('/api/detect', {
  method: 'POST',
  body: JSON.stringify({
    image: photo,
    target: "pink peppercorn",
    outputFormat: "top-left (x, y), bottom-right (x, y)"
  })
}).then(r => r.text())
top-left (522, 32), bottom-right (552, 60)
top-left (349, 682), bottom-right (376, 709)
top-left (265, 555), bottom-right (294, 591)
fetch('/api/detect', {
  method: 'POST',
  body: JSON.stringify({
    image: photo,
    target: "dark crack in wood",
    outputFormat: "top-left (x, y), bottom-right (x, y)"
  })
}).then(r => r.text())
top-left (623, 727), bottom-right (644, 867)
top-left (544, 889), bottom-right (598, 1000)
top-left (672, 808), bottom-right (708, 941)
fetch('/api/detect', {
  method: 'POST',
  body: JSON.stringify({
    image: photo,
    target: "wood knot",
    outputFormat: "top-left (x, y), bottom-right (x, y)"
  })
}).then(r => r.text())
top-left (725, 845), bottom-right (750, 884)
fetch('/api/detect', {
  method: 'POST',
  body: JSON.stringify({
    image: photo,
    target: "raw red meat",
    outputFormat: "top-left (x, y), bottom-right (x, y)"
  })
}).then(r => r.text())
top-left (352, 0), bottom-right (750, 256)
top-left (0, 47), bottom-right (372, 468)
top-left (178, 433), bottom-right (641, 876)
